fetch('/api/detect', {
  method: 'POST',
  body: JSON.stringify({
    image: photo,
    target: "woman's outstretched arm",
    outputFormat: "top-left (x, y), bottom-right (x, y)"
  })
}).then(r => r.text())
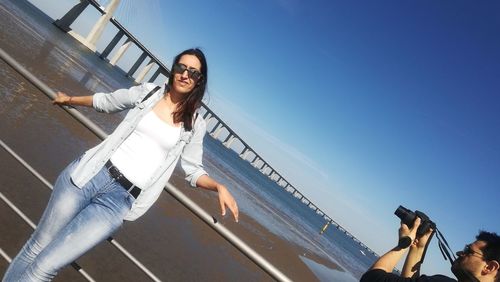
top-left (52, 91), bottom-right (93, 107)
top-left (53, 83), bottom-right (158, 113)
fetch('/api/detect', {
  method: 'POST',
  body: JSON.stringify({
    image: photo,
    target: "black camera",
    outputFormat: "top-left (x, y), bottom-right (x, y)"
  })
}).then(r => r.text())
top-left (394, 205), bottom-right (436, 237)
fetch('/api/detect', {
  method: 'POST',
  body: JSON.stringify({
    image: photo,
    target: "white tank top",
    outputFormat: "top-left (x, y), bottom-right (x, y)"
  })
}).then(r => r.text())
top-left (110, 110), bottom-right (181, 188)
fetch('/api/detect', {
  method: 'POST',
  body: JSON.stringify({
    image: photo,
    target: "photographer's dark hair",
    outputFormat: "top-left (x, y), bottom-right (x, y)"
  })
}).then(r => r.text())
top-left (476, 231), bottom-right (500, 263)
top-left (168, 48), bottom-right (208, 131)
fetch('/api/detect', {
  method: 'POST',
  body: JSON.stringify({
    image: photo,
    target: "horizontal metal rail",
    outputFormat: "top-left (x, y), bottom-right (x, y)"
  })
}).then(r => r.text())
top-left (0, 47), bottom-right (292, 281)
top-left (0, 247), bottom-right (12, 263)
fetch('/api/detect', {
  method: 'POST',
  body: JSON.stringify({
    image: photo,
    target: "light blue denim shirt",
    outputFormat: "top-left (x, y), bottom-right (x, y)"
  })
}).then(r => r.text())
top-left (70, 83), bottom-right (208, 221)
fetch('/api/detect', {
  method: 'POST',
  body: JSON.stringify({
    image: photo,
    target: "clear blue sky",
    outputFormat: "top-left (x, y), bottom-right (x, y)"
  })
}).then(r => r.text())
top-left (30, 0), bottom-right (500, 276)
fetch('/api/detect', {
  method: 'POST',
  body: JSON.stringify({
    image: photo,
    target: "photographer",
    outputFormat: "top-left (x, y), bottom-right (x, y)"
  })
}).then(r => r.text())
top-left (361, 217), bottom-right (500, 282)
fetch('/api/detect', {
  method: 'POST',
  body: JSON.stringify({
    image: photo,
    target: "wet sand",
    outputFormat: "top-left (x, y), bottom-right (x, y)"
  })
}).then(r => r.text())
top-left (0, 0), bottom-right (348, 281)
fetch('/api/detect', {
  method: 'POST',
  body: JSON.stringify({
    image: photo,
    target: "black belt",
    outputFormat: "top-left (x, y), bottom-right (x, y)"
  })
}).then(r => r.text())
top-left (105, 160), bottom-right (141, 199)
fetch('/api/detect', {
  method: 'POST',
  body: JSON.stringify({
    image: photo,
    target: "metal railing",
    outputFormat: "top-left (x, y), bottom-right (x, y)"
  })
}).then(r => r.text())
top-left (0, 46), bottom-right (292, 281)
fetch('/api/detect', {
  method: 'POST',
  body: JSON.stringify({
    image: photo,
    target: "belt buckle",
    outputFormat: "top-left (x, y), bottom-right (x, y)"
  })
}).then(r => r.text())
top-left (108, 165), bottom-right (122, 181)
top-left (127, 185), bottom-right (136, 193)
top-left (107, 163), bottom-right (137, 195)
top-left (111, 167), bottom-right (120, 179)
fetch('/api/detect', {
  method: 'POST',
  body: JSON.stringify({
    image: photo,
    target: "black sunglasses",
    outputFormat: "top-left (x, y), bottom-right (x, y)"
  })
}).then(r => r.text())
top-left (172, 63), bottom-right (203, 81)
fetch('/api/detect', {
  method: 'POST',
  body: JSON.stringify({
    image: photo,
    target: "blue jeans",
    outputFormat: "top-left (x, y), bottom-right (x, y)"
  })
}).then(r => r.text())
top-left (3, 158), bottom-right (134, 281)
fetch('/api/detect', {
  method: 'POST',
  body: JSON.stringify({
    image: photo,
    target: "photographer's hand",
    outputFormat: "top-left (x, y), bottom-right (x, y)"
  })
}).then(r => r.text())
top-left (413, 227), bottom-right (434, 249)
top-left (369, 217), bottom-right (422, 273)
top-left (402, 220), bottom-right (434, 278)
top-left (399, 217), bottom-right (421, 246)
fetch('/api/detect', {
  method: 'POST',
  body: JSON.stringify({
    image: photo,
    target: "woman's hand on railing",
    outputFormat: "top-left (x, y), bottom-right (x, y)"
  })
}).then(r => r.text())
top-left (52, 91), bottom-right (72, 105)
top-left (53, 92), bottom-right (93, 107)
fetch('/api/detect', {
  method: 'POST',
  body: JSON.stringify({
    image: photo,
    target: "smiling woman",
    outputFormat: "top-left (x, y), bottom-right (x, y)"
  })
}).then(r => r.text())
top-left (164, 50), bottom-right (207, 131)
top-left (2, 48), bottom-right (239, 282)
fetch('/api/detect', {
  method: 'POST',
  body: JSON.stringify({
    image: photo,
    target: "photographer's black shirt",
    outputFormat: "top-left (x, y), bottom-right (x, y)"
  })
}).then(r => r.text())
top-left (361, 269), bottom-right (457, 282)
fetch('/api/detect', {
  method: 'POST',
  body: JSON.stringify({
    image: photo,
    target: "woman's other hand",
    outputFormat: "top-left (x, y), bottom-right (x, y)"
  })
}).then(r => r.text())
top-left (217, 184), bottom-right (239, 222)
